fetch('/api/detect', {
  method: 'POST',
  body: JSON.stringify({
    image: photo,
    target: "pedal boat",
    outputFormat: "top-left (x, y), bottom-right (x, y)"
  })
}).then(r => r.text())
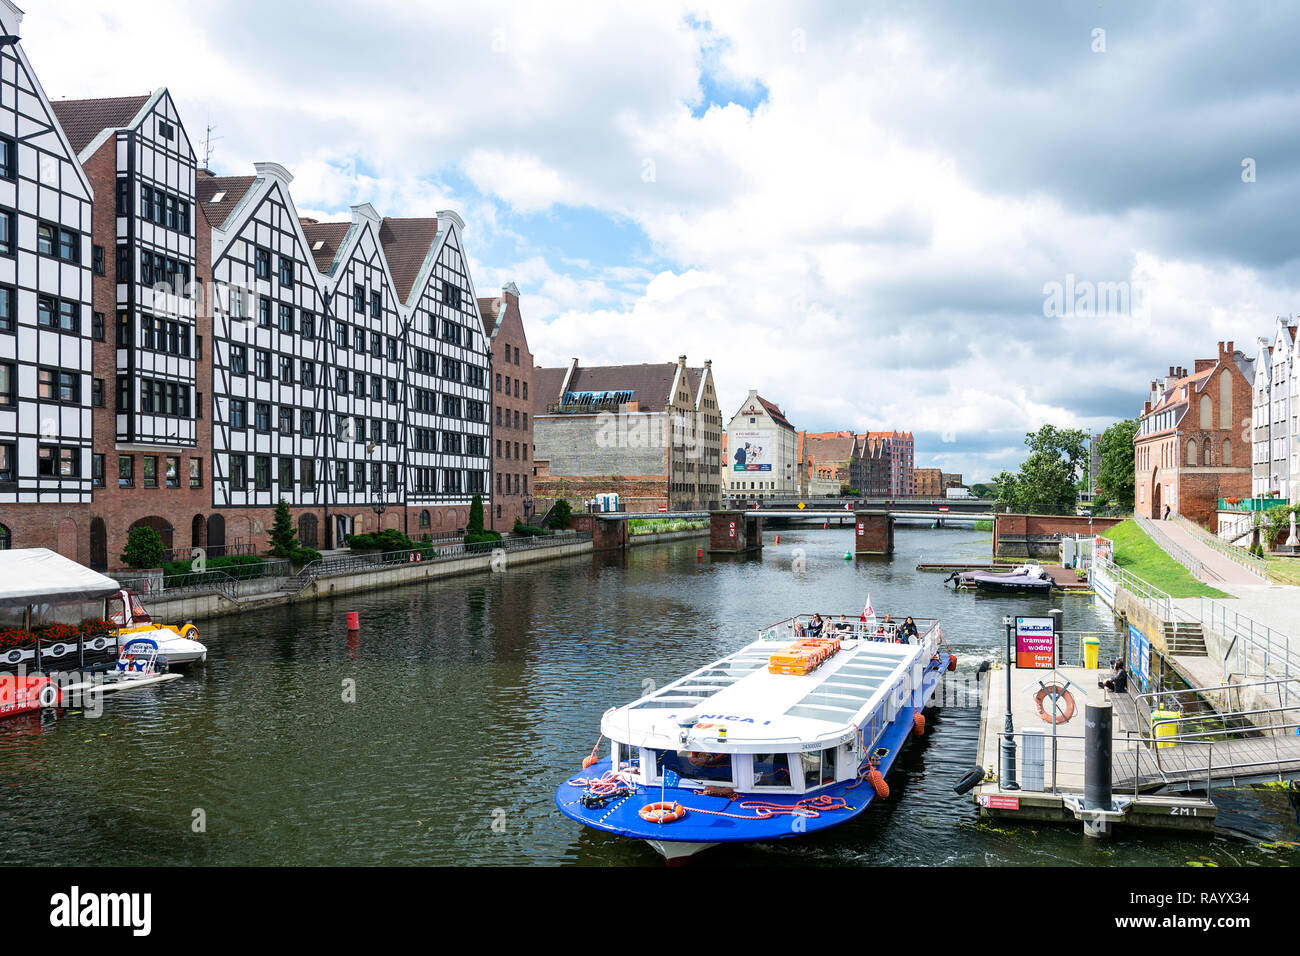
top-left (557, 615), bottom-right (955, 861)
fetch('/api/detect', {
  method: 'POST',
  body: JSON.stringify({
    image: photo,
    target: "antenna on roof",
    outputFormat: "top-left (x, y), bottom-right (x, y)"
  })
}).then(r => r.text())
top-left (202, 120), bottom-right (222, 170)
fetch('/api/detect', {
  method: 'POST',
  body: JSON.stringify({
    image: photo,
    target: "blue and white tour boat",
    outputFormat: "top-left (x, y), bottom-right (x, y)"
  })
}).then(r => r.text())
top-left (557, 613), bottom-right (956, 861)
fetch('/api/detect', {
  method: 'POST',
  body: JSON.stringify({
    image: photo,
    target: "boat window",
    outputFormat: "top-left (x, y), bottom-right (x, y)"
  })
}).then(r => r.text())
top-left (655, 749), bottom-right (733, 785)
top-left (752, 752), bottom-right (791, 788)
top-left (618, 742), bottom-right (641, 770)
top-left (106, 596), bottom-right (125, 626)
top-left (801, 747), bottom-right (837, 789)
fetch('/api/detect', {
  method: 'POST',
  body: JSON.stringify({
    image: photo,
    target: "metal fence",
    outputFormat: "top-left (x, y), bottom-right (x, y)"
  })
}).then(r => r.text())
top-left (1169, 514), bottom-right (1269, 581)
top-left (1134, 513), bottom-right (1206, 581)
top-left (999, 728), bottom-right (1213, 796)
top-left (1093, 551), bottom-right (1173, 620)
top-left (1179, 597), bottom-right (1299, 684)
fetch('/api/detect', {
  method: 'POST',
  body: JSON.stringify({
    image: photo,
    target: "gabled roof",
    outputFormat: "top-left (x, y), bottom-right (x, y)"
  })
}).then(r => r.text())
top-left (803, 434), bottom-right (856, 462)
top-left (196, 170), bottom-right (258, 230)
top-left (50, 94), bottom-right (150, 154)
top-left (299, 220), bottom-right (352, 274)
top-left (476, 296), bottom-right (502, 337)
top-left (377, 217), bottom-right (440, 302)
top-left (1146, 366), bottom-right (1214, 417)
top-left (533, 361), bottom-right (704, 416)
top-left (756, 395), bottom-right (792, 430)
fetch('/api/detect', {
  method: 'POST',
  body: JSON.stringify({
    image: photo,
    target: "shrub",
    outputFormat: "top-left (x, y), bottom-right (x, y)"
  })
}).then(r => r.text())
top-left (468, 494), bottom-right (485, 535)
top-left (162, 554), bottom-right (267, 586)
top-left (548, 499), bottom-right (573, 530)
top-left (0, 627), bottom-right (33, 650)
top-left (33, 622), bottom-right (78, 643)
top-left (291, 547), bottom-right (322, 566)
top-left (512, 520), bottom-right (549, 537)
top-left (121, 526), bottom-right (165, 569)
top-left (464, 530), bottom-right (503, 548)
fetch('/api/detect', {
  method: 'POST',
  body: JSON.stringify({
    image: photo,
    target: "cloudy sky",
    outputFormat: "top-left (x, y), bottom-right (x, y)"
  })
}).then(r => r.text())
top-left (24, 1), bottom-right (1300, 481)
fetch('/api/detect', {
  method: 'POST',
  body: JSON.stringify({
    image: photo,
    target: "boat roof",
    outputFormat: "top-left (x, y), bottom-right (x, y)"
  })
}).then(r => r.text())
top-left (603, 620), bottom-right (934, 753)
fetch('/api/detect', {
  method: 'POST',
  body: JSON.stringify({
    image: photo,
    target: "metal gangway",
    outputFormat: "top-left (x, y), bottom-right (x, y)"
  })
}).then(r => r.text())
top-left (1108, 677), bottom-right (1300, 792)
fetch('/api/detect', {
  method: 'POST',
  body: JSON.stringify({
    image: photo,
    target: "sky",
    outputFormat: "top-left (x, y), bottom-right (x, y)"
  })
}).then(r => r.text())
top-left (22, 1), bottom-right (1300, 482)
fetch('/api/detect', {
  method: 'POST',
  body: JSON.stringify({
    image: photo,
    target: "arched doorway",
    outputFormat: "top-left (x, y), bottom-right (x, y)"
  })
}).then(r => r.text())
top-left (89, 517), bottom-right (107, 570)
top-left (298, 513), bottom-right (318, 548)
top-left (334, 514), bottom-right (351, 547)
top-left (1152, 483), bottom-right (1162, 520)
top-left (207, 514), bottom-right (226, 556)
top-left (191, 514), bottom-right (205, 550)
top-left (129, 516), bottom-right (174, 552)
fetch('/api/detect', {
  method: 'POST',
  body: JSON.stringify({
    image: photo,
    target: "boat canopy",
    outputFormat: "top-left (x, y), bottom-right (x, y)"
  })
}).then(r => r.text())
top-left (0, 549), bottom-right (121, 608)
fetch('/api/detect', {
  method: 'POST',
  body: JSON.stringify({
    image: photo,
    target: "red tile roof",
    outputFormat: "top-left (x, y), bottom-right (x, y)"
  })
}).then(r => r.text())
top-left (196, 170), bottom-right (258, 230)
top-left (50, 94), bottom-right (150, 154)
top-left (300, 220), bottom-right (351, 274)
top-left (756, 395), bottom-right (793, 430)
top-left (377, 217), bottom-right (440, 302)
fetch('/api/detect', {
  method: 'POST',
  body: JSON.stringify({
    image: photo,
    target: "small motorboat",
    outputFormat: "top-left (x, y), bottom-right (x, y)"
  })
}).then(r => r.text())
top-left (106, 590), bottom-right (207, 666)
top-left (3, 637), bottom-right (183, 719)
top-left (946, 563), bottom-right (1056, 594)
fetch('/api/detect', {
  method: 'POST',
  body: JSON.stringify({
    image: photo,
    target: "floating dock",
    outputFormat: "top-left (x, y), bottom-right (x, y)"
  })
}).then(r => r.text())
top-left (972, 662), bottom-right (1217, 834)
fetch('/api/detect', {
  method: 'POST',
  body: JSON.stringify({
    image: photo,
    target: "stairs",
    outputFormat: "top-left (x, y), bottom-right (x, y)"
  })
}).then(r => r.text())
top-left (1163, 621), bottom-right (1208, 657)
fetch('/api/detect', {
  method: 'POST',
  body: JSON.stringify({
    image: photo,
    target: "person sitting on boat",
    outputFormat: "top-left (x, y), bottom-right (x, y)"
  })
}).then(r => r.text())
top-left (875, 613), bottom-right (893, 640)
top-left (807, 614), bottom-right (825, 637)
top-left (899, 616), bottom-right (919, 644)
top-left (830, 615), bottom-right (852, 636)
top-left (1100, 659), bottom-right (1128, 695)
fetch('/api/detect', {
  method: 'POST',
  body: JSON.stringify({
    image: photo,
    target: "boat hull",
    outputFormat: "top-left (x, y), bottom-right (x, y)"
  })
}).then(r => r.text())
top-left (557, 653), bottom-right (952, 860)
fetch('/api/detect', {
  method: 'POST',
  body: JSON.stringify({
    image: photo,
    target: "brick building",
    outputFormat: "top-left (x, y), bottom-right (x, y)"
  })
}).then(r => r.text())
top-left (532, 356), bottom-right (722, 512)
top-left (1134, 341), bottom-right (1254, 526)
top-left (477, 282), bottom-right (534, 530)
top-left (912, 467), bottom-right (942, 496)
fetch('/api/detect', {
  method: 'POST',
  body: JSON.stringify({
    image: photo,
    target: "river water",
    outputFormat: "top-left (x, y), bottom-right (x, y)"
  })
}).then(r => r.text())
top-left (2, 525), bottom-right (1296, 866)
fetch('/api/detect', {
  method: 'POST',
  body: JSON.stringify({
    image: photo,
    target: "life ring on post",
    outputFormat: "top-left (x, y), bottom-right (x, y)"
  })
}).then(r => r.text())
top-left (1034, 684), bottom-right (1075, 724)
top-left (639, 802), bottom-right (686, 824)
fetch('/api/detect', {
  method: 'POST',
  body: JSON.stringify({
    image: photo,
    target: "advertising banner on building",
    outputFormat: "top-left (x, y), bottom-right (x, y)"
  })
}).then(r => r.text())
top-left (1127, 623), bottom-right (1150, 692)
top-left (1014, 616), bottom-right (1056, 669)
top-left (731, 430), bottom-right (772, 472)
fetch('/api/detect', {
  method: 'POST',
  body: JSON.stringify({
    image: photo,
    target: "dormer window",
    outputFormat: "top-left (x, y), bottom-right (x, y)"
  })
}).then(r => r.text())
top-left (211, 191), bottom-right (226, 204)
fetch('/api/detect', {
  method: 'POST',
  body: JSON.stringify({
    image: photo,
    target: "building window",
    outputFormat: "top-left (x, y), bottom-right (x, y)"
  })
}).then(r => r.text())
top-left (302, 361), bottom-right (315, 389)
top-left (278, 303), bottom-right (294, 332)
top-left (258, 298), bottom-right (271, 327)
top-left (353, 284), bottom-right (365, 313)
top-left (166, 456), bottom-right (180, 488)
top-left (302, 411), bottom-right (315, 438)
top-left (279, 405), bottom-right (293, 432)
top-left (0, 210), bottom-right (13, 256)
top-left (0, 444), bottom-right (14, 484)
top-left (118, 455), bottom-right (134, 488)
top-left (38, 297), bottom-right (80, 333)
top-left (230, 454), bottom-right (247, 488)
top-left (91, 310), bottom-right (105, 341)
top-left (93, 245), bottom-right (105, 276)
top-left (190, 458), bottom-right (202, 488)
top-left (0, 362), bottom-right (12, 407)
top-left (301, 312), bottom-right (314, 339)
top-left (230, 398), bottom-right (247, 429)
top-left (354, 328), bottom-right (366, 353)
top-left (301, 459), bottom-right (315, 490)
top-left (255, 402), bottom-right (271, 432)
top-left (255, 350), bottom-right (271, 378)
top-left (255, 247), bottom-right (272, 280)
top-left (92, 378), bottom-right (104, 407)
top-left (38, 367), bottom-right (80, 404)
top-left (278, 457), bottom-right (294, 489)
top-left (230, 344), bottom-right (247, 375)
top-left (0, 136), bottom-right (14, 180)
top-left (370, 291), bottom-right (381, 319)
top-left (336, 461), bottom-right (347, 491)
top-left (278, 255), bottom-right (294, 287)
top-left (0, 285), bottom-right (12, 333)
top-left (143, 456), bottom-right (158, 488)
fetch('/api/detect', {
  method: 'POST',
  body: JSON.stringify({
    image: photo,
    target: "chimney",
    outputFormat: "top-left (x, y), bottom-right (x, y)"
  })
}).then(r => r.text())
top-left (678, 355), bottom-right (687, 367)
top-left (300, 217), bottom-right (319, 225)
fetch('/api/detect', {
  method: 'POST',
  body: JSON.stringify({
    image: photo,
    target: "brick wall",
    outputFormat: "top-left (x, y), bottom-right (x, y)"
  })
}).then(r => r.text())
top-left (993, 513), bottom-right (1123, 558)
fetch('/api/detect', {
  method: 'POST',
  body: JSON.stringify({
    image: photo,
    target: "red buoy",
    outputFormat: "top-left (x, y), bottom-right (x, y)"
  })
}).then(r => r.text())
top-left (775, 535), bottom-right (780, 544)
top-left (346, 611), bottom-right (360, 630)
top-left (697, 548), bottom-right (703, 561)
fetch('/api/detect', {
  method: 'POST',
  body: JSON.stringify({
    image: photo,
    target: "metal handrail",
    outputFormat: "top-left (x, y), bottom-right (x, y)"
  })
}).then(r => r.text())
top-left (1169, 514), bottom-right (1269, 581)
top-left (1177, 597), bottom-right (1298, 685)
top-left (1134, 513), bottom-right (1206, 581)
top-left (1093, 552), bottom-right (1173, 620)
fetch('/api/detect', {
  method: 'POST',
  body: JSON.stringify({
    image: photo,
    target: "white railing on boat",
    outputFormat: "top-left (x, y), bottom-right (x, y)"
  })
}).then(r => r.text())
top-left (760, 615), bottom-right (942, 647)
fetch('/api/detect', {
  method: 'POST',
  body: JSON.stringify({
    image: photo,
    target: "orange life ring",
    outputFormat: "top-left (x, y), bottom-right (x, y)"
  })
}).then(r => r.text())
top-left (639, 802), bottom-right (686, 824)
top-left (1034, 684), bottom-right (1076, 724)
top-left (913, 712), bottom-right (925, 736)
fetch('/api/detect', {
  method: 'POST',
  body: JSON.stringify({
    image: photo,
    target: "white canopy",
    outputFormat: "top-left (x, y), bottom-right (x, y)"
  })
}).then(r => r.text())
top-left (0, 548), bottom-right (121, 608)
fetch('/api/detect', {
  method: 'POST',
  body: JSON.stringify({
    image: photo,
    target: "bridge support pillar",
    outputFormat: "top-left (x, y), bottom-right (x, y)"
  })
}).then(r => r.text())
top-left (569, 514), bottom-right (628, 551)
top-left (854, 509), bottom-right (894, 555)
top-left (709, 510), bottom-right (763, 554)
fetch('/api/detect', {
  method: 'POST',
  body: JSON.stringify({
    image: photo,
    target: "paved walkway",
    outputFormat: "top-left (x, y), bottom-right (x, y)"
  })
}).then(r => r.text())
top-left (1152, 520), bottom-right (1299, 641)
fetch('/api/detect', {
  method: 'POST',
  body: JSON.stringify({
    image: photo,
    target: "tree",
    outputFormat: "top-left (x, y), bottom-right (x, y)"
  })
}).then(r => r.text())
top-left (548, 498), bottom-right (573, 530)
top-left (993, 424), bottom-right (1091, 515)
top-left (467, 494), bottom-right (485, 535)
top-left (1096, 418), bottom-right (1138, 511)
top-left (120, 526), bottom-right (165, 569)
top-left (970, 482), bottom-right (997, 499)
top-left (267, 498), bottom-right (298, 557)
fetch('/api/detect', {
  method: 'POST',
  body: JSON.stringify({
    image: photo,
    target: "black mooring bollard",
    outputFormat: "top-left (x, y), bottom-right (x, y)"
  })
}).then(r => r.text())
top-left (1083, 701), bottom-right (1112, 811)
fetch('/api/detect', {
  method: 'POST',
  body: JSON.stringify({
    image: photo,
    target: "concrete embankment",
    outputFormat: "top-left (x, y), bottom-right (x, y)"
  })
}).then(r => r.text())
top-left (147, 527), bottom-right (708, 624)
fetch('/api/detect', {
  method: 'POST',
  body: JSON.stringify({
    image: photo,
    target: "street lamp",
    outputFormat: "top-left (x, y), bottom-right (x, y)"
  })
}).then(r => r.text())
top-left (1001, 616), bottom-right (1019, 790)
